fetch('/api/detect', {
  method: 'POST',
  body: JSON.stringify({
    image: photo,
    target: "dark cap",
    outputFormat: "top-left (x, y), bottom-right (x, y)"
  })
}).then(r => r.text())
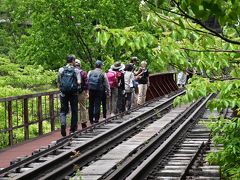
top-left (131, 56), bottom-right (138, 63)
top-left (67, 54), bottom-right (76, 63)
top-left (96, 60), bottom-right (103, 66)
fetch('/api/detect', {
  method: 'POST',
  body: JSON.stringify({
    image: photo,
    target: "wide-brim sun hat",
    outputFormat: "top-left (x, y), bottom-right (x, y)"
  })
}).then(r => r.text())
top-left (111, 61), bottom-right (124, 70)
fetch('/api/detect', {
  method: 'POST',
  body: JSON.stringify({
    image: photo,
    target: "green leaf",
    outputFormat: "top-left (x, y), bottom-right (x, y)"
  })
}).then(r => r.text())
top-left (178, 19), bottom-right (185, 29)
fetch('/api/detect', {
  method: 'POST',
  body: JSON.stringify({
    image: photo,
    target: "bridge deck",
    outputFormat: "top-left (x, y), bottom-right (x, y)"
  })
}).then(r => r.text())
top-left (0, 124), bottom-right (91, 168)
top-left (0, 130), bottom-right (61, 168)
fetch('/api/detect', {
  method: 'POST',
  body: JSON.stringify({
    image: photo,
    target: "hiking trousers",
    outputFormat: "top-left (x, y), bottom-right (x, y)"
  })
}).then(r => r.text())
top-left (60, 92), bottom-right (78, 131)
top-left (137, 84), bottom-right (148, 105)
top-left (89, 90), bottom-right (103, 124)
top-left (101, 92), bottom-right (107, 118)
top-left (110, 88), bottom-right (118, 114)
top-left (125, 92), bottom-right (132, 111)
top-left (78, 91), bottom-right (88, 124)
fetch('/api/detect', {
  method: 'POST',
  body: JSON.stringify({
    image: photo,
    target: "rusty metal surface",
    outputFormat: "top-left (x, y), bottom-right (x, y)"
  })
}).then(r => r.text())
top-left (0, 92), bottom-right (60, 147)
top-left (146, 73), bottom-right (178, 101)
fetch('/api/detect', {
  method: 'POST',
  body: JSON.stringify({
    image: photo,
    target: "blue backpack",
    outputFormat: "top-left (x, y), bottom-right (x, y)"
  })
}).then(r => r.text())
top-left (88, 70), bottom-right (103, 90)
top-left (60, 67), bottom-right (78, 93)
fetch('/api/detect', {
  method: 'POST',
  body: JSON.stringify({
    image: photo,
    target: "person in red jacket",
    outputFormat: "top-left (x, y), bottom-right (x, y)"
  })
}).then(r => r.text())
top-left (108, 61), bottom-right (125, 115)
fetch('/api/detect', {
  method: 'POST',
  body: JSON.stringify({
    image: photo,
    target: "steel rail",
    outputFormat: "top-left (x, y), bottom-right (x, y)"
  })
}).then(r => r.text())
top-left (122, 94), bottom-right (213, 180)
top-left (5, 91), bottom-right (184, 180)
top-left (179, 141), bottom-right (208, 179)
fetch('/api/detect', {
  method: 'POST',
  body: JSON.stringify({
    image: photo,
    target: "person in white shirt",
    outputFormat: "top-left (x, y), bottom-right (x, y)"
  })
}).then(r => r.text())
top-left (124, 64), bottom-right (135, 111)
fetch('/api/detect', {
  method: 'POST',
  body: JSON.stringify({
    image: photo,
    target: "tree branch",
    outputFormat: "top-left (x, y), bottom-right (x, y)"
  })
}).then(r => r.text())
top-left (181, 47), bottom-right (240, 53)
top-left (211, 77), bottom-right (240, 81)
top-left (146, 1), bottom-right (219, 37)
top-left (67, 15), bottom-right (94, 68)
top-left (146, 0), bottom-right (240, 45)
top-left (172, 0), bottom-right (240, 45)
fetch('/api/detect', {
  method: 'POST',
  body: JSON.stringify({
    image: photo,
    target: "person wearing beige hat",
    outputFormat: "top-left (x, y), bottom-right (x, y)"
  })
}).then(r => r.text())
top-left (75, 59), bottom-right (88, 129)
top-left (108, 61), bottom-right (125, 115)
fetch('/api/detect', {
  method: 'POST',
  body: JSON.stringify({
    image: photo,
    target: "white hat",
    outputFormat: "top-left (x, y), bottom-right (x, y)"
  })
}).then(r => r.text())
top-left (111, 61), bottom-right (124, 70)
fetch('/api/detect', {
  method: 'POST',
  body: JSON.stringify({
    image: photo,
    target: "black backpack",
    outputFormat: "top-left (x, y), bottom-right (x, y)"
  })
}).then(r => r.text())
top-left (60, 67), bottom-right (78, 93)
top-left (88, 70), bottom-right (103, 90)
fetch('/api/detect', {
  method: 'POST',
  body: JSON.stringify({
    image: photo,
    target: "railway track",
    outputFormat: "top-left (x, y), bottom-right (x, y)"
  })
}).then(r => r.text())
top-left (107, 94), bottom-right (220, 180)
top-left (56, 103), bottom-right (192, 180)
top-left (47, 95), bottom-right (211, 180)
top-left (138, 118), bottom-right (220, 180)
top-left (0, 91), bottom-right (184, 180)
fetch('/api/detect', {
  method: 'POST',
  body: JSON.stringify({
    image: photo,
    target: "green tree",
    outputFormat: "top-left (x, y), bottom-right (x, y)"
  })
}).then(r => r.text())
top-left (2, 0), bottom-right (141, 69)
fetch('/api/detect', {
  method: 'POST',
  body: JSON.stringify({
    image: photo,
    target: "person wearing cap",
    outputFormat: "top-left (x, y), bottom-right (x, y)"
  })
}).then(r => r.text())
top-left (58, 55), bottom-right (81, 136)
top-left (135, 60), bottom-right (149, 105)
top-left (87, 60), bottom-right (110, 124)
top-left (130, 56), bottom-right (138, 73)
top-left (75, 59), bottom-right (88, 129)
top-left (109, 61), bottom-right (125, 115)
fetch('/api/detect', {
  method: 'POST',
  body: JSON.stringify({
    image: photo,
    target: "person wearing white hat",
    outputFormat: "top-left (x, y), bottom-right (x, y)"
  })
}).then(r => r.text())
top-left (108, 61), bottom-right (125, 115)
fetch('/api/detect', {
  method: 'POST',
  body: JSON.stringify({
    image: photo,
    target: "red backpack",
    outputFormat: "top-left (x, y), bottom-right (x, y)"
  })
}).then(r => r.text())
top-left (107, 71), bottom-right (121, 88)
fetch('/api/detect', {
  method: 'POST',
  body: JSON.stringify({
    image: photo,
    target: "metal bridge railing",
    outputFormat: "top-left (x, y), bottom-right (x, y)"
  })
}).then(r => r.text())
top-left (0, 73), bottom-right (178, 148)
top-left (146, 72), bottom-right (178, 100)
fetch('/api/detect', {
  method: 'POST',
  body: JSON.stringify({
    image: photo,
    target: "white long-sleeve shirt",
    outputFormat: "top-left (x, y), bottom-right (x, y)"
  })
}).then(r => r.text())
top-left (124, 71), bottom-right (134, 93)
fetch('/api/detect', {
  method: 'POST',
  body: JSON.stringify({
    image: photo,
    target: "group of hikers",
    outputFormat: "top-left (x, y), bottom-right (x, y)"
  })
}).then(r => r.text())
top-left (58, 55), bottom-right (150, 137)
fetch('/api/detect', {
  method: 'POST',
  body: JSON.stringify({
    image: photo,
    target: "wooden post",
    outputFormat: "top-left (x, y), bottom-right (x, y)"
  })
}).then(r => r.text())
top-left (38, 96), bottom-right (43, 135)
top-left (23, 98), bottom-right (29, 140)
top-left (49, 95), bottom-right (55, 131)
top-left (8, 101), bottom-right (14, 146)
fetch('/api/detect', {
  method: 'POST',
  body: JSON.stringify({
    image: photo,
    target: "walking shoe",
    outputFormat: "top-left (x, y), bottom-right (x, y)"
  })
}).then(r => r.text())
top-left (69, 127), bottom-right (77, 134)
top-left (94, 119), bottom-right (99, 124)
top-left (61, 125), bottom-right (66, 137)
top-left (125, 110), bottom-right (131, 115)
top-left (81, 123), bottom-right (87, 129)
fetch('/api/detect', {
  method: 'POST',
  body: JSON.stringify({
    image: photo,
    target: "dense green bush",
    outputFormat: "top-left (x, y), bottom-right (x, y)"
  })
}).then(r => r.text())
top-left (0, 56), bottom-right (57, 97)
top-left (207, 118), bottom-right (240, 179)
